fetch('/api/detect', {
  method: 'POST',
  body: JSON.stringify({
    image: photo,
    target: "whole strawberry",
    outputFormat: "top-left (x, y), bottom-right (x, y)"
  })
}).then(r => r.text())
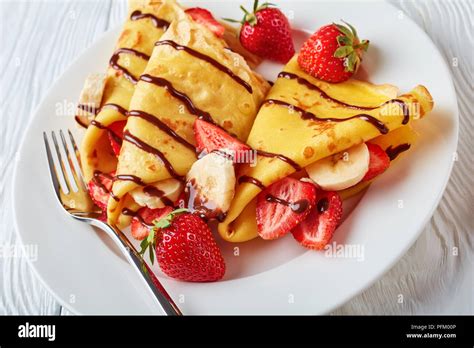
top-left (139, 209), bottom-right (226, 282)
top-left (226, 0), bottom-right (295, 63)
top-left (298, 21), bottom-right (369, 83)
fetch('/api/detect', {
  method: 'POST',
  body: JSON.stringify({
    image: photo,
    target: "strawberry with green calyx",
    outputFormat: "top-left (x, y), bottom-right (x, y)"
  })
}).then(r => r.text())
top-left (298, 21), bottom-right (369, 83)
top-left (138, 208), bottom-right (188, 264)
top-left (224, 0), bottom-right (295, 63)
top-left (139, 208), bottom-right (226, 282)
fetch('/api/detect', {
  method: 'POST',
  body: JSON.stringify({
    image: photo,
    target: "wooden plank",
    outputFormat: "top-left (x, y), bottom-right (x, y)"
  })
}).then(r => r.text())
top-left (0, 0), bottom-right (115, 315)
top-left (333, 0), bottom-right (473, 314)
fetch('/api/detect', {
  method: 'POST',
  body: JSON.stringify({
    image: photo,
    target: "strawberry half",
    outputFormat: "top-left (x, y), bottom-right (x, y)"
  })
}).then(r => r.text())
top-left (194, 119), bottom-right (251, 162)
top-left (131, 206), bottom-right (173, 241)
top-left (87, 171), bottom-right (114, 211)
top-left (256, 177), bottom-right (317, 240)
top-left (107, 120), bottom-right (126, 156)
top-left (362, 143), bottom-right (390, 181)
top-left (185, 8), bottom-right (225, 37)
top-left (291, 190), bottom-right (343, 250)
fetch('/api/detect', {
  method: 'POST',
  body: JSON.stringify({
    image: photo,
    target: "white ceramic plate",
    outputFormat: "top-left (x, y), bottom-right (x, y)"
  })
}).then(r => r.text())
top-left (13, 0), bottom-right (458, 314)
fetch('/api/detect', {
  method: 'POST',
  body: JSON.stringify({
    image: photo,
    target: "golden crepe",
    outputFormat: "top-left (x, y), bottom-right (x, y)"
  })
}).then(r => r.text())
top-left (80, 0), bottom-right (185, 182)
top-left (218, 56), bottom-right (434, 242)
top-left (106, 15), bottom-right (270, 227)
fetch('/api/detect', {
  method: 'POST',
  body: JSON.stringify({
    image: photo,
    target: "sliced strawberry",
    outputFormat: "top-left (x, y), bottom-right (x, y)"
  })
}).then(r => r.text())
top-left (194, 119), bottom-right (251, 162)
top-left (108, 121), bottom-right (126, 156)
top-left (185, 8), bottom-right (225, 37)
top-left (174, 191), bottom-right (187, 209)
top-left (131, 206), bottom-right (173, 241)
top-left (87, 172), bottom-right (114, 211)
top-left (363, 143), bottom-right (390, 181)
top-left (256, 177), bottom-right (317, 240)
top-left (97, 212), bottom-right (107, 222)
top-left (291, 191), bottom-right (343, 250)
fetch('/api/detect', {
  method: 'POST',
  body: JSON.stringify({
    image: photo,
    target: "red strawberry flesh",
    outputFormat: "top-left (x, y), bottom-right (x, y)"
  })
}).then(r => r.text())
top-left (107, 120), bottom-right (126, 156)
top-left (87, 171), bottom-right (114, 211)
top-left (363, 143), bottom-right (390, 181)
top-left (186, 8), bottom-right (225, 37)
top-left (193, 119), bottom-right (251, 162)
top-left (131, 206), bottom-right (173, 241)
top-left (291, 190), bottom-right (343, 250)
top-left (256, 177), bottom-right (317, 240)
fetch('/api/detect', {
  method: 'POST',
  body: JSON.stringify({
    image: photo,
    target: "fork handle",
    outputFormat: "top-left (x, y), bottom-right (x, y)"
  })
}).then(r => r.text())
top-left (99, 223), bottom-right (182, 315)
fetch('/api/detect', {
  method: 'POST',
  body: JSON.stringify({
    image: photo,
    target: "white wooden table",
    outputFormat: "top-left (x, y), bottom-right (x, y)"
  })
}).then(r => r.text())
top-left (1, 0), bottom-right (472, 315)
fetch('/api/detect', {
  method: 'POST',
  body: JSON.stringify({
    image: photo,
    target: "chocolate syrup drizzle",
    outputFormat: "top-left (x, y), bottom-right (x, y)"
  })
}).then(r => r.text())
top-left (143, 186), bottom-right (174, 207)
top-left (113, 175), bottom-right (175, 208)
top-left (121, 208), bottom-right (154, 228)
top-left (75, 103), bottom-right (127, 128)
top-left (385, 143), bottom-right (411, 161)
top-left (277, 71), bottom-right (411, 126)
top-left (128, 110), bottom-right (195, 152)
top-left (265, 194), bottom-right (309, 214)
top-left (92, 171), bottom-right (119, 201)
top-left (238, 175), bottom-right (266, 190)
top-left (121, 208), bottom-right (136, 216)
top-left (264, 99), bottom-right (390, 135)
top-left (155, 40), bottom-right (253, 93)
top-left (140, 74), bottom-right (216, 125)
top-left (109, 48), bottom-right (150, 84)
top-left (113, 174), bottom-right (146, 186)
top-left (90, 120), bottom-right (123, 145)
top-left (184, 178), bottom-right (226, 222)
top-left (75, 104), bottom-right (99, 128)
top-left (74, 116), bottom-right (88, 129)
top-left (123, 130), bottom-right (184, 181)
top-left (77, 103), bottom-right (99, 115)
top-left (130, 10), bottom-right (170, 30)
top-left (256, 149), bottom-right (302, 171)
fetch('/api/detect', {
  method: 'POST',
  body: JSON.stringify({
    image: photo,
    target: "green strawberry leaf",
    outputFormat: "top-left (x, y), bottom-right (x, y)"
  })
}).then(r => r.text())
top-left (357, 39), bottom-right (370, 52)
top-left (222, 18), bottom-right (242, 24)
top-left (345, 52), bottom-right (358, 72)
top-left (253, 0), bottom-right (259, 11)
top-left (337, 35), bottom-right (352, 47)
top-left (149, 244), bottom-right (155, 264)
top-left (334, 23), bottom-right (353, 40)
top-left (341, 20), bottom-right (358, 39)
top-left (334, 45), bottom-right (354, 58)
top-left (139, 238), bottom-right (148, 254)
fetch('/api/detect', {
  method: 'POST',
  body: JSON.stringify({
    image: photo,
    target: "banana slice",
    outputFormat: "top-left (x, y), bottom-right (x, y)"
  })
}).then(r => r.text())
top-left (186, 152), bottom-right (236, 219)
top-left (75, 73), bottom-right (107, 127)
top-left (306, 143), bottom-right (370, 191)
top-left (129, 179), bottom-right (183, 209)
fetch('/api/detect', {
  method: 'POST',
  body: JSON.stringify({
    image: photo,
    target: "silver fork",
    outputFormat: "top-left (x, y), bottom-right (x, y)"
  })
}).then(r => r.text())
top-left (43, 129), bottom-right (182, 315)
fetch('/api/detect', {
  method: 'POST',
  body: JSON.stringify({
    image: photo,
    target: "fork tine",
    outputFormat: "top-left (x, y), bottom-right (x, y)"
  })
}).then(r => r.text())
top-left (67, 129), bottom-right (87, 189)
top-left (59, 129), bottom-right (80, 192)
top-left (43, 132), bottom-right (62, 197)
top-left (51, 130), bottom-right (71, 194)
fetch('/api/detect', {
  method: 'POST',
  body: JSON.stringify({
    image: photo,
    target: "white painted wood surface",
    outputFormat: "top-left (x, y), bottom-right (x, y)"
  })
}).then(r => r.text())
top-left (0, 0), bottom-right (472, 315)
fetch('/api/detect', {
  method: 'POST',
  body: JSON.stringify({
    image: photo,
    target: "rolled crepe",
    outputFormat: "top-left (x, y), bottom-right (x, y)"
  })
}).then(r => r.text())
top-left (107, 15), bottom-right (270, 227)
top-left (80, 0), bottom-right (185, 182)
top-left (218, 56), bottom-right (434, 242)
